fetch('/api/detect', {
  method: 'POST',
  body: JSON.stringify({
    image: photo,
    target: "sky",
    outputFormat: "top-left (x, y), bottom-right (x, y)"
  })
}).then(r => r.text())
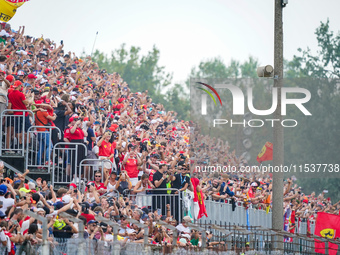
top-left (8, 0), bottom-right (340, 85)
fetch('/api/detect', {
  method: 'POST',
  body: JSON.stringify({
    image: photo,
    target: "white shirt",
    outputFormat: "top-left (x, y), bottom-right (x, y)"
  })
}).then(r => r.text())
top-left (176, 224), bottom-right (190, 234)
top-left (0, 81), bottom-right (8, 104)
top-left (0, 196), bottom-right (14, 213)
top-left (107, 182), bottom-right (117, 197)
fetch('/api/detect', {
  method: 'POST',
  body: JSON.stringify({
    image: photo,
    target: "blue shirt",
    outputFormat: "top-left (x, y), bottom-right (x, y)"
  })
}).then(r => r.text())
top-left (219, 182), bottom-right (234, 197)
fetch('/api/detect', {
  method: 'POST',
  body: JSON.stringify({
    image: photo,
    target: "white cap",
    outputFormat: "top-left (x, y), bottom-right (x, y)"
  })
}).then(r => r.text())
top-left (62, 194), bottom-right (71, 203)
top-left (70, 70), bottom-right (77, 74)
top-left (40, 78), bottom-right (48, 84)
top-left (251, 182), bottom-right (258, 187)
top-left (28, 182), bottom-right (36, 190)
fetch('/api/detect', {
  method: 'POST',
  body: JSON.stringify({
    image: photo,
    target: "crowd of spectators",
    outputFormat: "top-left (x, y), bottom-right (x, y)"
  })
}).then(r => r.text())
top-left (0, 22), bottom-right (335, 253)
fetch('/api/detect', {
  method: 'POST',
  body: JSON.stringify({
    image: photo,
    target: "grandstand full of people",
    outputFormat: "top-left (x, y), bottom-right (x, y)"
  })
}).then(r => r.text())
top-left (0, 23), bottom-right (336, 253)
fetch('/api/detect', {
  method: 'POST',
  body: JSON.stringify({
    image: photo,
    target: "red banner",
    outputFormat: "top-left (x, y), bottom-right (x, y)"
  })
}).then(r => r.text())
top-left (256, 142), bottom-right (273, 163)
top-left (314, 212), bottom-right (340, 254)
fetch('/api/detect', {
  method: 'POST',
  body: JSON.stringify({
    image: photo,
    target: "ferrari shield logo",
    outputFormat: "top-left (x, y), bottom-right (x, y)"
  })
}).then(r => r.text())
top-left (320, 228), bottom-right (335, 239)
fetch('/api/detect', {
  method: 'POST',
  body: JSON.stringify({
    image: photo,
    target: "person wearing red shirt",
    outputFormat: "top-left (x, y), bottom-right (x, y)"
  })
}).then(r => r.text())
top-left (97, 131), bottom-right (116, 177)
top-left (8, 80), bottom-right (31, 149)
top-left (64, 117), bottom-right (88, 180)
top-left (93, 171), bottom-right (107, 195)
top-left (122, 145), bottom-right (141, 187)
top-left (34, 101), bottom-right (56, 165)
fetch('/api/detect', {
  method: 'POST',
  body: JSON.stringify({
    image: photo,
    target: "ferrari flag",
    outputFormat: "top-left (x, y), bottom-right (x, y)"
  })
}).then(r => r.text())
top-left (191, 177), bottom-right (207, 220)
top-left (256, 142), bottom-right (273, 163)
top-left (0, 0), bottom-right (29, 22)
top-left (314, 212), bottom-right (340, 254)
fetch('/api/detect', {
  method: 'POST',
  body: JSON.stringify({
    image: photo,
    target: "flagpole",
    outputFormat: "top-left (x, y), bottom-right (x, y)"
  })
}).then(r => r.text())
top-left (91, 31), bottom-right (98, 58)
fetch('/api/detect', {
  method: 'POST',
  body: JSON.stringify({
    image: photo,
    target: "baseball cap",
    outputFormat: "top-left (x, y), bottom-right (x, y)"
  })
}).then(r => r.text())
top-left (27, 74), bottom-right (37, 79)
top-left (6, 75), bottom-right (14, 82)
top-left (251, 182), bottom-right (258, 187)
top-left (17, 70), bottom-right (25, 76)
top-left (0, 184), bottom-right (7, 195)
top-left (68, 183), bottom-right (77, 189)
top-left (40, 78), bottom-right (48, 84)
top-left (13, 80), bottom-right (22, 88)
top-left (70, 70), bottom-right (77, 74)
top-left (69, 116), bottom-right (79, 122)
top-left (88, 220), bottom-right (98, 225)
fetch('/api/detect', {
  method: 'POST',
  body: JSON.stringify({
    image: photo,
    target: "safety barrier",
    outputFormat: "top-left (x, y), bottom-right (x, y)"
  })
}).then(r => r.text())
top-left (127, 188), bottom-right (182, 222)
top-left (52, 142), bottom-right (87, 186)
top-left (14, 222), bottom-right (335, 255)
top-left (0, 109), bottom-right (34, 156)
top-left (195, 197), bottom-right (272, 229)
top-left (25, 125), bottom-right (61, 173)
top-left (78, 158), bottom-right (114, 187)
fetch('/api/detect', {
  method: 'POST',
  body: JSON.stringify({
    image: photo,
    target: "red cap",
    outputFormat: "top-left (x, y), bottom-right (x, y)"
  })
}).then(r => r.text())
top-left (302, 199), bottom-right (308, 203)
top-left (35, 100), bottom-right (43, 105)
top-left (44, 69), bottom-right (51, 74)
top-left (68, 183), bottom-right (77, 189)
top-left (27, 74), bottom-right (37, 79)
top-left (6, 75), bottom-right (14, 82)
top-left (159, 161), bottom-right (168, 165)
top-left (109, 126), bottom-right (116, 132)
top-left (117, 98), bottom-right (124, 103)
top-left (13, 80), bottom-right (22, 88)
top-left (83, 117), bottom-right (89, 121)
top-left (69, 116), bottom-right (79, 122)
top-left (45, 99), bottom-right (51, 104)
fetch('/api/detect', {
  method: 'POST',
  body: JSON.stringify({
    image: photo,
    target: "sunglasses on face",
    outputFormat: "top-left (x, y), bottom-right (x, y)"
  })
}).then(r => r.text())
top-left (95, 176), bottom-right (101, 178)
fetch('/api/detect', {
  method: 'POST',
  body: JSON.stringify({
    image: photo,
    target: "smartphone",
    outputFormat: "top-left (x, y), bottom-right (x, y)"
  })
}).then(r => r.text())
top-left (15, 195), bottom-right (20, 202)
top-left (60, 40), bottom-right (63, 45)
top-left (74, 189), bottom-right (77, 193)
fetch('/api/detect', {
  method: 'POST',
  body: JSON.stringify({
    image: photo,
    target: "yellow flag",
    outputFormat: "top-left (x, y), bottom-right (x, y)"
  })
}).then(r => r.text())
top-left (0, 0), bottom-right (27, 22)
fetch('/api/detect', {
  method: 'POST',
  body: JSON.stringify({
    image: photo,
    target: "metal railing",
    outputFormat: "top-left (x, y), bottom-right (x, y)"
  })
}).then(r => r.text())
top-left (0, 109), bottom-right (34, 156)
top-left (26, 125), bottom-right (61, 173)
top-left (52, 142), bottom-right (87, 186)
top-left (127, 188), bottom-right (182, 222)
top-left (196, 197), bottom-right (272, 229)
top-left (78, 158), bottom-right (114, 188)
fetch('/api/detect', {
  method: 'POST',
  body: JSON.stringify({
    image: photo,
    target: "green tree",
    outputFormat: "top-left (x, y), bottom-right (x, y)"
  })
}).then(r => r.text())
top-left (284, 20), bottom-right (340, 201)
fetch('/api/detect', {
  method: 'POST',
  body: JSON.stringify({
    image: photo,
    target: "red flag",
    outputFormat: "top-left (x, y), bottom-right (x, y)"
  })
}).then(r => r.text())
top-left (307, 218), bottom-right (311, 238)
top-left (256, 142), bottom-right (273, 163)
top-left (314, 212), bottom-right (340, 254)
top-left (191, 177), bottom-right (207, 219)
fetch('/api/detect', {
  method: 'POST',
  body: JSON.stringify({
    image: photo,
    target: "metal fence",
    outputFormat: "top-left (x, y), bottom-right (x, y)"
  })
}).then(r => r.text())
top-left (127, 188), bottom-right (182, 222)
top-left (12, 227), bottom-right (340, 255)
top-left (196, 197), bottom-right (272, 229)
top-left (52, 142), bottom-right (87, 186)
top-left (0, 109), bottom-right (34, 156)
top-left (78, 158), bottom-right (114, 186)
top-left (25, 125), bottom-right (61, 173)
